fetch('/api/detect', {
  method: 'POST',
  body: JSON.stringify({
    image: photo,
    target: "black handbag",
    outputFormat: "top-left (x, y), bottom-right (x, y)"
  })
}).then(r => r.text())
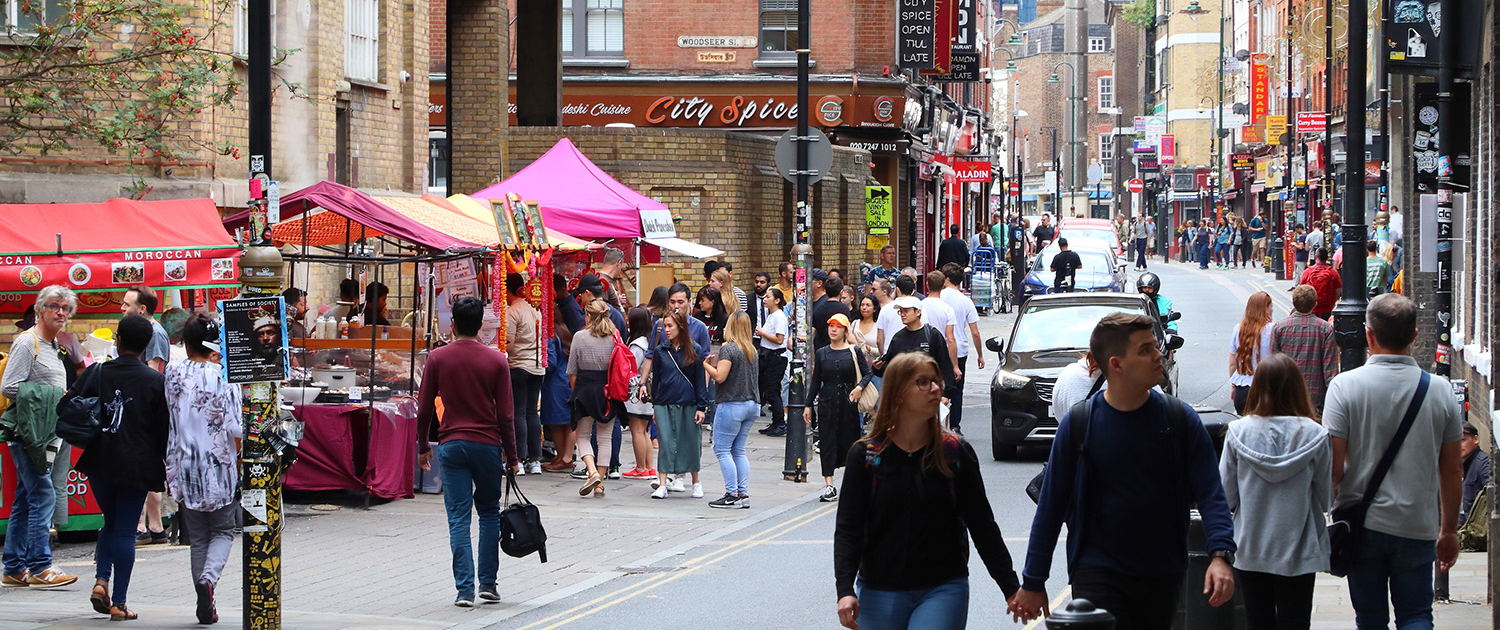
top-left (1327, 371), bottom-right (1430, 577)
top-left (499, 472), bottom-right (548, 563)
top-left (55, 363), bottom-right (103, 449)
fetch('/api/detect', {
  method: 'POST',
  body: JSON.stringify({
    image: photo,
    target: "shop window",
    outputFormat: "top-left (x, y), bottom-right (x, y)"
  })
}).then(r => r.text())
top-left (428, 132), bottom-right (449, 195)
top-left (345, 0), bottom-right (380, 83)
top-left (5, 0), bottom-right (68, 32)
top-left (233, 0), bottom-right (279, 59)
top-left (565, 0), bottom-right (623, 57)
top-left (759, 0), bottom-right (797, 57)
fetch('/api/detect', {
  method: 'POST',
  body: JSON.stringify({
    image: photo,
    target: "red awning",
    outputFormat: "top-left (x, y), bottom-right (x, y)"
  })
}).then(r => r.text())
top-left (0, 198), bottom-right (241, 297)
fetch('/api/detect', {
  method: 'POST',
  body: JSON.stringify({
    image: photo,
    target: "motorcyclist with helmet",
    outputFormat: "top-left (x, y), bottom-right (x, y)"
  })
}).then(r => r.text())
top-left (1136, 272), bottom-right (1177, 334)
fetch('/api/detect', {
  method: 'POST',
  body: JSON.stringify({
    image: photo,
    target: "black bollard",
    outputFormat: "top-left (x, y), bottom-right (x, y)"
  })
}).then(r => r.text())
top-left (1046, 598), bottom-right (1116, 629)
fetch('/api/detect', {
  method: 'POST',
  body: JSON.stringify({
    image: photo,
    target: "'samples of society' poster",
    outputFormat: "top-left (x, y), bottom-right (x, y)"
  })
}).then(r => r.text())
top-left (219, 296), bottom-right (289, 384)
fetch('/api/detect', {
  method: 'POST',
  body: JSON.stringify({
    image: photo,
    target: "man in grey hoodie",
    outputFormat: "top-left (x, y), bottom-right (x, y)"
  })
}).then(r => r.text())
top-left (1219, 353), bottom-right (1331, 629)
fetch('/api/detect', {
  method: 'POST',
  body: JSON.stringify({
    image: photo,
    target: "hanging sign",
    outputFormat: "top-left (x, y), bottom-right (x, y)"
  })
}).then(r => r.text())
top-left (953, 159), bottom-right (991, 183)
top-left (1250, 63), bottom-right (1269, 123)
top-left (1160, 135), bottom-right (1176, 164)
top-left (898, 0), bottom-right (937, 70)
top-left (865, 186), bottom-right (893, 235)
top-left (1265, 115), bottom-right (1288, 143)
top-left (1295, 111), bottom-right (1326, 134)
top-left (1231, 152), bottom-right (1255, 172)
top-left (918, 0), bottom-right (956, 74)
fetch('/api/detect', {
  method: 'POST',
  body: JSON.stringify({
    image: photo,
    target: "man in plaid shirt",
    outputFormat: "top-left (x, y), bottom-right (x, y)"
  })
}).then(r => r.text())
top-left (1270, 284), bottom-right (1340, 412)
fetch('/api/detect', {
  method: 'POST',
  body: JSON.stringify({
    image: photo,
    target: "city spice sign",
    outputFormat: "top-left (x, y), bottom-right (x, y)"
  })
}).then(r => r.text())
top-left (497, 93), bottom-right (898, 128)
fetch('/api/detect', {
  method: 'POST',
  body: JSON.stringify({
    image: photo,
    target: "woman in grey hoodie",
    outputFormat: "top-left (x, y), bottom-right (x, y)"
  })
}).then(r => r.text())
top-left (1220, 353), bottom-right (1331, 630)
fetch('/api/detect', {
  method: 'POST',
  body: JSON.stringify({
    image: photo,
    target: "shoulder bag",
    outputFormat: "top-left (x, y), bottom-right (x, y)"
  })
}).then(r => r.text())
top-left (1327, 371), bottom-right (1431, 577)
top-left (847, 347), bottom-right (880, 414)
top-left (55, 362), bottom-right (104, 449)
top-left (499, 472), bottom-right (548, 563)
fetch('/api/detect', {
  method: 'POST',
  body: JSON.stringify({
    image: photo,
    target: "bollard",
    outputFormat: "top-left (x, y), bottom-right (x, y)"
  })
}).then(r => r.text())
top-left (1045, 598), bottom-right (1115, 629)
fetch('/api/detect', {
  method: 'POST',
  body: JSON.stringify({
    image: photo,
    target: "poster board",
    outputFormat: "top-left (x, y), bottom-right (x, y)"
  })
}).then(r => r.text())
top-left (489, 199), bottom-right (520, 249)
top-left (219, 296), bottom-right (289, 384)
top-left (636, 264), bottom-right (676, 304)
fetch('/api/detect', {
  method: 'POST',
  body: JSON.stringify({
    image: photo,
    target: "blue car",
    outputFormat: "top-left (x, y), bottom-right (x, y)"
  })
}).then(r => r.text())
top-left (1020, 241), bottom-right (1127, 296)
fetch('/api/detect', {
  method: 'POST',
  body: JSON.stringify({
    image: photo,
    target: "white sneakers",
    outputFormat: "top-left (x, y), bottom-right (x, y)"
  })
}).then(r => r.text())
top-left (668, 478), bottom-right (687, 493)
top-left (648, 476), bottom-right (694, 498)
top-left (650, 485), bottom-right (669, 499)
top-left (527, 461), bottom-right (542, 475)
top-left (690, 483), bottom-right (704, 499)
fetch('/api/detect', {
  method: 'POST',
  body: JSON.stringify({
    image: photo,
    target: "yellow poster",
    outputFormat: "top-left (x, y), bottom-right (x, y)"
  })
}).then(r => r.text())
top-left (867, 234), bottom-right (889, 251)
top-left (865, 186), bottom-right (892, 236)
top-left (1266, 115), bottom-right (1287, 146)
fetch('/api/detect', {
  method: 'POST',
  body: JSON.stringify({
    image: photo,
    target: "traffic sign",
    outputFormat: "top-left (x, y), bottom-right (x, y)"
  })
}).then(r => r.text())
top-left (773, 128), bottom-right (833, 184)
top-left (1008, 181), bottom-right (1020, 197)
top-left (1126, 179), bottom-right (1144, 193)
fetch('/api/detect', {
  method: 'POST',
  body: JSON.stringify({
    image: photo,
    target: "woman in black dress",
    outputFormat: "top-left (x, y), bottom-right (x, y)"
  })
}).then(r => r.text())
top-left (806, 313), bottom-right (873, 503)
top-left (693, 286), bottom-right (728, 345)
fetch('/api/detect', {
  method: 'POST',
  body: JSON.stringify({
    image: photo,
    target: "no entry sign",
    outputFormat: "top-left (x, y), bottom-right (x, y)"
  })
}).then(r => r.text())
top-left (1126, 179), bottom-right (1144, 193)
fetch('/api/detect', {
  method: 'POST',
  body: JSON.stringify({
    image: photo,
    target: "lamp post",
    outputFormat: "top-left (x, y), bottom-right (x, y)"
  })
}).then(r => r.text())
top-left (1049, 62), bottom-right (1079, 218)
top-left (1040, 125), bottom-right (1060, 215)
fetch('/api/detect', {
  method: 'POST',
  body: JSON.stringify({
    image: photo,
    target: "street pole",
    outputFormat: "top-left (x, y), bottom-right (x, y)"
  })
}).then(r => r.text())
top-left (1432, 0), bottom-right (1455, 378)
top-left (783, 0), bottom-right (811, 483)
top-left (1332, 0), bottom-right (1369, 372)
top-left (1284, 18), bottom-right (1296, 277)
top-left (243, 1), bottom-right (283, 628)
top-left (1323, 0), bottom-right (1335, 238)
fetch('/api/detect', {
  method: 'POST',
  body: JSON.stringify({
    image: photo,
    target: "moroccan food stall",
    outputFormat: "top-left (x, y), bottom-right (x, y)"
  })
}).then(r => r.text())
top-left (0, 197), bottom-right (242, 535)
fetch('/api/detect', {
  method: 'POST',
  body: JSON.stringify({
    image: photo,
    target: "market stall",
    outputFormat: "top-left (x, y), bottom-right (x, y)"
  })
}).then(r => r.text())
top-left (0, 197), bottom-right (242, 534)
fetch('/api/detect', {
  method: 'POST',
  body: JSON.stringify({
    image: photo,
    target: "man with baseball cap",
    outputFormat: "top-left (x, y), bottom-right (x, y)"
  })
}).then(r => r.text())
top-left (874, 296), bottom-right (956, 396)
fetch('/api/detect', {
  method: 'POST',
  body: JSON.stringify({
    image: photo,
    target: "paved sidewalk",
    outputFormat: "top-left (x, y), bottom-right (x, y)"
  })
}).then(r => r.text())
top-left (1310, 552), bottom-right (1491, 628)
top-left (0, 424), bottom-right (828, 629)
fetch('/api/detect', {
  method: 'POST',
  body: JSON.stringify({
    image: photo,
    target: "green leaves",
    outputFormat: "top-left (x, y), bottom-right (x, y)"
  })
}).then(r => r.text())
top-left (1123, 0), bottom-right (1157, 30)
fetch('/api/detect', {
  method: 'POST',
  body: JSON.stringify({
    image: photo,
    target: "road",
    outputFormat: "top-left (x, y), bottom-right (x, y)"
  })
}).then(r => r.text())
top-left (499, 260), bottom-right (1279, 630)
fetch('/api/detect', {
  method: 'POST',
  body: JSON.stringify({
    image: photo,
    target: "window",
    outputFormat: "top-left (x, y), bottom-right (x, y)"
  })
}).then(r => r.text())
top-left (233, 0), bottom-right (279, 58)
top-left (428, 132), bottom-right (449, 195)
top-left (565, 0), bottom-right (623, 57)
top-left (5, 0), bottom-right (68, 31)
top-left (1099, 134), bottom-right (1114, 173)
top-left (1088, 36), bottom-right (1107, 52)
top-left (760, 0), bottom-right (797, 55)
top-left (345, 0), bottom-right (379, 82)
top-left (1098, 76), bottom-right (1114, 110)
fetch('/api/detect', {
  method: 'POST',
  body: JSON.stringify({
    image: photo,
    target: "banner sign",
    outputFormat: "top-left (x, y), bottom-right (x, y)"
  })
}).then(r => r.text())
top-left (0, 247), bottom-right (241, 297)
top-left (1295, 111), bottom-right (1326, 134)
top-left (926, 0), bottom-right (979, 81)
top-left (1137, 158), bottom-right (1160, 174)
top-left (1160, 135), bottom-right (1176, 164)
top-left (1266, 115), bottom-right (1288, 143)
top-left (219, 296), bottom-right (289, 385)
top-left (1250, 63), bottom-right (1270, 123)
top-left (1231, 152), bottom-right (1255, 172)
top-left (953, 159), bottom-right (991, 183)
top-left (918, 0), bottom-right (956, 74)
top-left (865, 187), bottom-right (893, 235)
top-left (897, 0), bottom-right (937, 70)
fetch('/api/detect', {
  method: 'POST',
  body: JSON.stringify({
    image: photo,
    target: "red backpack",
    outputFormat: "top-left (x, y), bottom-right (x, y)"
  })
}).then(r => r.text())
top-left (605, 331), bottom-right (638, 402)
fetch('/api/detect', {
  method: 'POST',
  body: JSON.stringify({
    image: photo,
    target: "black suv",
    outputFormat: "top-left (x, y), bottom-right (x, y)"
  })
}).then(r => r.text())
top-left (984, 293), bottom-right (1182, 460)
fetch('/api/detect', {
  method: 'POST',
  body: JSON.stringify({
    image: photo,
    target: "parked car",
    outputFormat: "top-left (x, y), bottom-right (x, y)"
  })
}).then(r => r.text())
top-left (1020, 241), bottom-right (1127, 295)
top-left (984, 293), bottom-right (1183, 460)
top-left (1059, 217), bottom-right (1124, 256)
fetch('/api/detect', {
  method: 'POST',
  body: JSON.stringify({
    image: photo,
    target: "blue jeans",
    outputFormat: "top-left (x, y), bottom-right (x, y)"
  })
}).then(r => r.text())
top-left (856, 576), bottom-right (969, 630)
top-left (1346, 530), bottom-right (1437, 630)
top-left (92, 478), bottom-right (147, 605)
top-left (3, 442), bottom-right (55, 576)
top-left (712, 401), bottom-right (758, 495)
top-left (1197, 244), bottom-right (1211, 268)
top-left (437, 440), bottom-right (503, 599)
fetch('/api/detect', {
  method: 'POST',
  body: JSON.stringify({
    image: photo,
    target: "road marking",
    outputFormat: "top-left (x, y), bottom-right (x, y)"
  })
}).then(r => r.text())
top-left (514, 504), bottom-right (838, 630)
top-left (1021, 586), bottom-right (1074, 630)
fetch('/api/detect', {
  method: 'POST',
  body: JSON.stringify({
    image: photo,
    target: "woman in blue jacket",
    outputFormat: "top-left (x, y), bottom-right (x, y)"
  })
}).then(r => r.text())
top-left (646, 311), bottom-right (710, 500)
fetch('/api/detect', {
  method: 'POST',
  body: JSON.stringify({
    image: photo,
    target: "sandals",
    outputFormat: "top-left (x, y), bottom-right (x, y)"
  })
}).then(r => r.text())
top-left (109, 604), bottom-right (137, 621)
top-left (578, 475), bottom-right (603, 496)
top-left (90, 581), bottom-right (111, 615)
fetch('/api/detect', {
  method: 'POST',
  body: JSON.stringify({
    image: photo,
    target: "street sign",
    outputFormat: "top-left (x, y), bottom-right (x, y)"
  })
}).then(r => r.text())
top-left (1296, 111), bottom-right (1327, 134)
top-left (1008, 181), bottom-right (1020, 197)
top-left (1126, 179), bottom-right (1145, 193)
top-left (1160, 135), bottom-right (1175, 164)
top-left (773, 128), bottom-right (834, 184)
top-left (1087, 162), bottom-right (1104, 186)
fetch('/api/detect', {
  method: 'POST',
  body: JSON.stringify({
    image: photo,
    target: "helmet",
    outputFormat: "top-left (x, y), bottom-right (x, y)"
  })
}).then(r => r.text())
top-left (1136, 272), bottom-right (1161, 295)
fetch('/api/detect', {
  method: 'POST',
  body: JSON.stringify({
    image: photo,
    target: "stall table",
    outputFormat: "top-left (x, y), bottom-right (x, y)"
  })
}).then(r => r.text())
top-left (286, 397), bottom-right (418, 501)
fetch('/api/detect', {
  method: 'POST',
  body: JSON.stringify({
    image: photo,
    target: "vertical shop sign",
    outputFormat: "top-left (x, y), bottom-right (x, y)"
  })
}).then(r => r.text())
top-left (1160, 135), bottom-right (1176, 164)
top-left (919, 0), bottom-right (955, 74)
top-left (898, 0), bottom-right (936, 70)
top-left (1250, 62), bottom-right (1269, 124)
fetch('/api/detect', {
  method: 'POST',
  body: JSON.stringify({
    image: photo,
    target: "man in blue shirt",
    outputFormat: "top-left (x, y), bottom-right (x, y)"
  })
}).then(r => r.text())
top-left (1009, 313), bottom-right (1235, 629)
top-left (642, 282), bottom-right (711, 373)
top-left (1249, 211), bottom-right (1267, 264)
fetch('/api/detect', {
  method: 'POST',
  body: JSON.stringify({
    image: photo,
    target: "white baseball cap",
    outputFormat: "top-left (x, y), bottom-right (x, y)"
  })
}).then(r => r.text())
top-left (892, 296), bottom-right (922, 310)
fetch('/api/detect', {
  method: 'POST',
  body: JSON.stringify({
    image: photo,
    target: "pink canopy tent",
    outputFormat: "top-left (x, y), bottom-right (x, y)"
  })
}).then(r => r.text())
top-left (469, 138), bottom-right (664, 240)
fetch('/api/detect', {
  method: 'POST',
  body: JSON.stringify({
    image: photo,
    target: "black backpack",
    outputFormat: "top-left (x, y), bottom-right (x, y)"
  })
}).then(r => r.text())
top-left (499, 473), bottom-right (548, 563)
top-left (1026, 385), bottom-right (1190, 506)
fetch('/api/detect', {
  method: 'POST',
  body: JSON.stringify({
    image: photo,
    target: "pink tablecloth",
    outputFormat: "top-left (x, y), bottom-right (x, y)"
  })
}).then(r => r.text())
top-left (285, 397), bottom-right (418, 500)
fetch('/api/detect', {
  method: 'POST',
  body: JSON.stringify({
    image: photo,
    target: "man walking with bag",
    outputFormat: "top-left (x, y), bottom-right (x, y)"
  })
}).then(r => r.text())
top-left (1323, 293), bottom-right (1463, 629)
top-left (416, 297), bottom-right (518, 607)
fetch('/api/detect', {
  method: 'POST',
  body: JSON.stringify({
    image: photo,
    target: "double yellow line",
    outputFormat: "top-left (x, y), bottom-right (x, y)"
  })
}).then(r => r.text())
top-left (515, 503), bottom-right (838, 630)
top-left (1248, 278), bottom-right (1294, 315)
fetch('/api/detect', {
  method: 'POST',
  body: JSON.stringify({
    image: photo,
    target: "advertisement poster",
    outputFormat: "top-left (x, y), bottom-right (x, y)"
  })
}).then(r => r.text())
top-left (865, 187), bottom-right (893, 236)
top-left (219, 296), bottom-right (289, 384)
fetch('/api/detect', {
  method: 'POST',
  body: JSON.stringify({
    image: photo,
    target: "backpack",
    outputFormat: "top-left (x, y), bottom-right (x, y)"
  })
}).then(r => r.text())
top-left (1460, 487), bottom-right (1489, 552)
top-left (1026, 389), bottom-right (1191, 506)
top-left (0, 351), bottom-right (9, 416)
top-left (604, 331), bottom-right (638, 402)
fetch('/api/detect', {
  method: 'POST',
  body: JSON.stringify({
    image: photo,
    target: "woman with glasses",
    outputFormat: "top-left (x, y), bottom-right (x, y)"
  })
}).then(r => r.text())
top-left (832, 353), bottom-right (1019, 630)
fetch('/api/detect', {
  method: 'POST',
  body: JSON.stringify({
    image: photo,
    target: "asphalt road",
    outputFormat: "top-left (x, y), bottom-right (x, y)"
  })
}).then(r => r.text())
top-left (497, 261), bottom-right (1287, 630)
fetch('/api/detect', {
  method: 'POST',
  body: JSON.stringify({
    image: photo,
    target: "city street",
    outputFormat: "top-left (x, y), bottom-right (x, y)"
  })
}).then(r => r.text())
top-left (0, 262), bottom-right (1489, 629)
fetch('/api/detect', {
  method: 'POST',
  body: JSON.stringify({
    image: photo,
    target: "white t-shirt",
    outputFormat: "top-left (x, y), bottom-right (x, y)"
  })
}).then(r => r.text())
top-left (875, 300), bottom-right (923, 353)
top-left (938, 287), bottom-right (979, 357)
top-left (920, 296), bottom-right (956, 344)
top-left (758, 309), bottom-right (789, 351)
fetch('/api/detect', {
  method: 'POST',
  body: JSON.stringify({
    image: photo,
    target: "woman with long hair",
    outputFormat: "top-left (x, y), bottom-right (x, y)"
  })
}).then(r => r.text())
top-left (849, 294), bottom-right (881, 359)
top-left (646, 285), bottom-right (670, 320)
top-left (694, 286), bottom-right (728, 345)
top-left (567, 300), bottom-right (624, 497)
top-left (832, 353), bottom-right (1019, 630)
top-left (1214, 217), bottom-right (1233, 269)
top-left (1229, 217), bottom-right (1245, 267)
top-left (807, 314), bottom-right (874, 502)
top-left (1220, 353), bottom-right (1329, 630)
top-left (164, 314), bottom-right (241, 624)
top-left (702, 312), bottom-right (759, 508)
top-left (1229, 291), bottom-right (1274, 414)
top-left (838, 286), bottom-right (859, 311)
top-left (755, 288), bottom-right (790, 436)
top-left (647, 311), bottom-right (709, 499)
top-left (621, 307), bottom-right (656, 479)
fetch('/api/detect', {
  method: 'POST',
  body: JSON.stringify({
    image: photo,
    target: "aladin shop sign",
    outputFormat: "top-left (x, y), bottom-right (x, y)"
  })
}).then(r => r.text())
top-left (500, 93), bottom-right (899, 128)
top-left (953, 160), bottom-right (992, 183)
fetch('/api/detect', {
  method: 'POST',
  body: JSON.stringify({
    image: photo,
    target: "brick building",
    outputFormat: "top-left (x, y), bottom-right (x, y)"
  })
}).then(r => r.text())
top-left (0, 0), bottom-right (431, 209)
top-left (432, 0), bottom-right (999, 276)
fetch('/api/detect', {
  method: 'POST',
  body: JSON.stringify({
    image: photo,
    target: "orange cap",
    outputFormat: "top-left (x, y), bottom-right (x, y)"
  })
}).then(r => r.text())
top-left (826, 313), bottom-right (851, 328)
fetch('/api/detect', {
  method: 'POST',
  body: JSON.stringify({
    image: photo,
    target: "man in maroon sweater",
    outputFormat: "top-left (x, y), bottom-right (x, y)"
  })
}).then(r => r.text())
top-left (416, 297), bottom-right (517, 607)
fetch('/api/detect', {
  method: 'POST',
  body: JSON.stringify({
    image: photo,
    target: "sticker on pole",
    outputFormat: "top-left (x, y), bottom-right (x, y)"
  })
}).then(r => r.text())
top-left (242, 489), bottom-right (268, 524)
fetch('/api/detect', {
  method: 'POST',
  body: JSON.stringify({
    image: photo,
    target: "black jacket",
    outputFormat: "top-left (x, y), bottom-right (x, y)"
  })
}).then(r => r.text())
top-left (936, 237), bottom-right (971, 270)
top-left (72, 355), bottom-right (170, 492)
top-left (1462, 447), bottom-right (1491, 522)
